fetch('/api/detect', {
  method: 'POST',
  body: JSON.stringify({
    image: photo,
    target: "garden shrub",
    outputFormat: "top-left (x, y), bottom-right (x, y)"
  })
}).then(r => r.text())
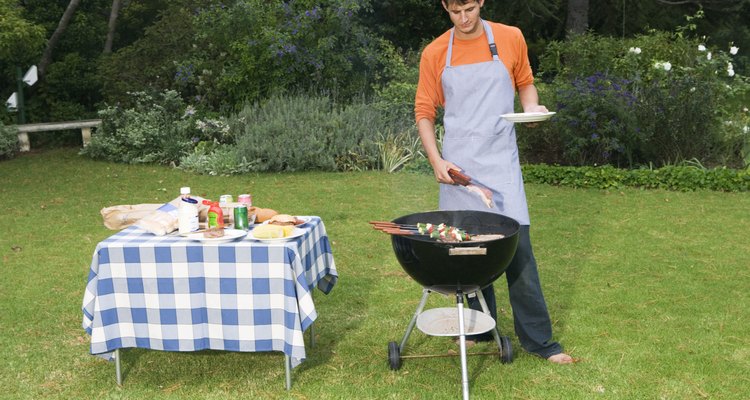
top-left (536, 26), bottom-right (749, 168)
top-left (81, 90), bottom-right (197, 165)
top-left (522, 164), bottom-right (750, 192)
top-left (107, 0), bottom-right (409, 111)
top-left (0, 121), bottom-right (18, 159)
top-left (227, 94), bottom-right (388, 172)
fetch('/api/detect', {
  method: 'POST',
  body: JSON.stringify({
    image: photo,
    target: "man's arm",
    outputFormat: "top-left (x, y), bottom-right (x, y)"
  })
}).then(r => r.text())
top-left (518, 84), bottom-right (548, 113)
top-left (417, 118), bottom-right (459, 184)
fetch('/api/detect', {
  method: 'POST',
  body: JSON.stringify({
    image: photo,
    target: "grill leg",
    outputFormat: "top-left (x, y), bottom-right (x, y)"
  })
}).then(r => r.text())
top-left (456, 292), bottom-right (470, 400)
top-left (399, 289), bottom-right (430, 352)
top-left (475, 290), bottom-right (503, 349)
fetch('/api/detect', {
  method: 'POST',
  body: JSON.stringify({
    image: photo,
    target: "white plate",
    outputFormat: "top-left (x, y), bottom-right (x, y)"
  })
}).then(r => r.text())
top-left (262, 216), bottom-right (311, 227)
top-left (500, 112), bottom-right (556, 123)
top-left (247, 227), bottom-right (305, 242)
top-left (185, 228), bottom-right (247, 244)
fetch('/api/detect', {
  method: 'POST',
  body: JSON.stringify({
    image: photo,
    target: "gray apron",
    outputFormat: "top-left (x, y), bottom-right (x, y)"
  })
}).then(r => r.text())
top-left (439, 20), bottom-right (530, 225)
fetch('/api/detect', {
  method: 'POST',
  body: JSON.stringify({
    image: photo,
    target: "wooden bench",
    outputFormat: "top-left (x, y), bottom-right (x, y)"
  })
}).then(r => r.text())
top-left (17, 119), bottom-right (102, 152)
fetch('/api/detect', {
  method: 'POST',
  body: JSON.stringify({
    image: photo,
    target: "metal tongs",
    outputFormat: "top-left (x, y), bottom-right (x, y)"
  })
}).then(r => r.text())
top-left (448, 169), bottom-right (494, 208)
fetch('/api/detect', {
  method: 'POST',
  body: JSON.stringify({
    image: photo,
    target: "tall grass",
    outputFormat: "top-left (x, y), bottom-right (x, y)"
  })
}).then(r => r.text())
top-left (1, 149), bottom-right (748, 399)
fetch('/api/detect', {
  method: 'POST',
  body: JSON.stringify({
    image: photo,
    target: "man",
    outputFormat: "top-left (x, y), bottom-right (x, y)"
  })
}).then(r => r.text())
top-left (414, 0), bottom-right (573, 364)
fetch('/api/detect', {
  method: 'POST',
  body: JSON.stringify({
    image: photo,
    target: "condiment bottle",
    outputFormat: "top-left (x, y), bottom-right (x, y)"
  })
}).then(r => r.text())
top-left (219, 194), bottom-right (234, 228)
top-left (178, 187), bottom-right (199, 234)
top-left (203, 200), bottom-right (224, 229)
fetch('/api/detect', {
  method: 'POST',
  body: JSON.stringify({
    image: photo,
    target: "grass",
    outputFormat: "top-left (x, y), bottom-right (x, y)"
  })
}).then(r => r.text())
top-left (1, 148), bottom-right (749, 399)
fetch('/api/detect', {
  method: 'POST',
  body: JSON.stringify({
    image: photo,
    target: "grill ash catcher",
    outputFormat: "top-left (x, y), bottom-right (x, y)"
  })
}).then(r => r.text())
top-left (381, 210), bottom-right (520, 400)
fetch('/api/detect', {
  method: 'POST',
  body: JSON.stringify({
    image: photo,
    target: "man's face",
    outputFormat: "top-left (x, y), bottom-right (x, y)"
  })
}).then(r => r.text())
top-left (442, 0), bottom-right (484, 38)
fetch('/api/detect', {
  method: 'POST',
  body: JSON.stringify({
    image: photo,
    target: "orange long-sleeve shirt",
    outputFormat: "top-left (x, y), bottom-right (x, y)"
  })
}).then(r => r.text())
top-left (415, 21), bottom-right (534, 124)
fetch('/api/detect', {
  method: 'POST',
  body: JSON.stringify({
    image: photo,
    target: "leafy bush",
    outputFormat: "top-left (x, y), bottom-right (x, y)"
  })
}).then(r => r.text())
top-left (103, 1), bottom-right (408, 111)
top-left (522, 164), bottom-right (750, 192)
top-left (178, 93), bottom-right (421, 174)
top-left (80, 90), bottom-right (196, 164)
top-left (0, 121), bottom-right (18, 159)
top-left (226, 94), bottom-right (383, 172)
top-left (535, 23), bottom-right (749, 168)
top-left (552, 73), bottom-right (640, 167)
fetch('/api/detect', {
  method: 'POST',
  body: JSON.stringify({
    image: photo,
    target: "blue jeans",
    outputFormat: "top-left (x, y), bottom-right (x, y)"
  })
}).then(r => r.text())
top-left (467, 225), bottom-right (563, 358)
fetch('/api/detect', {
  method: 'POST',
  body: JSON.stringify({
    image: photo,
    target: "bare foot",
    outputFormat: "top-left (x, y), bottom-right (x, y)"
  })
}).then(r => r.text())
top-left (547, 353), bottom-right (574, 364)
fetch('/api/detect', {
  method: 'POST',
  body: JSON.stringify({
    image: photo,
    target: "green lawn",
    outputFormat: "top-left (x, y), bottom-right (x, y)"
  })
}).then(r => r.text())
top-left (1, 149), bottom-right (748, 399)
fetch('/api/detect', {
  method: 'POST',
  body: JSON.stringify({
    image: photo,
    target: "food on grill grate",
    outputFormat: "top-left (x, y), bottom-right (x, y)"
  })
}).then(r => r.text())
top-left (416, 223), bottom-right (471, 242)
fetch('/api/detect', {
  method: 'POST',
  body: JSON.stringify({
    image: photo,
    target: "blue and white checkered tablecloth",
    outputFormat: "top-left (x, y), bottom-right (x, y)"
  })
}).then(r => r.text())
top-left (82, 216), bottom-right (337, 368)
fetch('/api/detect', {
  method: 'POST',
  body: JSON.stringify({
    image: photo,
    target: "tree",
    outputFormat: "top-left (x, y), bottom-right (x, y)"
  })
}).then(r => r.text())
top-left (38, 0), bottom-right (81, 79)
top-left (104, 0), bottom-right (122, 54)
top-left (0, 0), bottom-right (45, 64)
top-left (566, 0), bottom-right (589, 37)
top-left (655, 0), bottom-right (749, 10)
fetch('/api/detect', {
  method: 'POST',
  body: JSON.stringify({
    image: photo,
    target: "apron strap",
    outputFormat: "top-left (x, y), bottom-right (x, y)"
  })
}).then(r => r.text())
top-left (446, 29), bottom-right (455, 68)
top-left (481, 20), bottom-right (501, 61)
top-left (445, 19), bottom-right (501, 68)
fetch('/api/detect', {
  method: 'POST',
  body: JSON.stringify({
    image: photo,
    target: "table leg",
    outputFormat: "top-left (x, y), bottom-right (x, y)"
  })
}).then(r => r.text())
top-left (284, 355), bottom-right (292, 390)
top-left (115, 349), bottom-right (122, 386)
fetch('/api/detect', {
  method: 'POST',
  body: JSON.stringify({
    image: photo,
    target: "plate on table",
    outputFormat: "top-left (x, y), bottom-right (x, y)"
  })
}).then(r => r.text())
top-left (262, 216), bottom-right (312, 226)
top-left (500, 112), bottom-right (556, 123)
top-left (185, 228), bottom-right (247, 244)
top-left (294, 216), bottom-right (312, 226)
top-left (247, 227), bottom-right (305, 242)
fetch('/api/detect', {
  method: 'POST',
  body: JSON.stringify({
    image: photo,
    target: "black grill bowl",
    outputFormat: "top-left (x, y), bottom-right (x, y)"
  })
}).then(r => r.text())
top-left (390, 210), bottom-right (520, 292)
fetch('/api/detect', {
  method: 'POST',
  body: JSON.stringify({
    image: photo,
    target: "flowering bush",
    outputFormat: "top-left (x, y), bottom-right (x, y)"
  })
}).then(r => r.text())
top-left (535, 24), bottom-right (749, 168)
top-left (552, 73), bottom-right (640, 166)
top-left (179, 0), bottom-right (406, 109)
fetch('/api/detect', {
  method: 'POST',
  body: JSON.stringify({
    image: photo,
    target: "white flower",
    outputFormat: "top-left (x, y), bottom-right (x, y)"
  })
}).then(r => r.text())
top-left (698, 44), bottom-right (706, 51)
top-left (707, 52), bottom-right (712, 60)
top-left (689, 87), bottom-right (696, 93)
top-left (663, 62), bottom-right (672, 71)
top-left (730, 46), bottom-right (739, 55)
top-left (743, 125), bottom-right (749, 134)
top-left (728, 69), bottom-right (735, 77)
top-left (182, 105), bottom-right (196, 119)
top-left (629, 47), bottom-right (642, 54)
top-left (728, 62), bottom-right (734, 71)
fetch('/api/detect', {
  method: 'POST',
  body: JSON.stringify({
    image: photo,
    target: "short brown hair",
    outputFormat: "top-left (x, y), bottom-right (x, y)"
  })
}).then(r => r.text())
top-left (443, 0), bottom-right (480, 5)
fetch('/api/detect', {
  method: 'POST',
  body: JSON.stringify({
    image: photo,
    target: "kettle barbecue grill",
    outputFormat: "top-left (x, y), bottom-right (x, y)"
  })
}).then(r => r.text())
top-left (383, 210), bottom-right (520, 400)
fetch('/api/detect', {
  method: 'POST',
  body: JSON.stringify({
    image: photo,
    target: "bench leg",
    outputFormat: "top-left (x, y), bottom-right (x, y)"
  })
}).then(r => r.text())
top-left (81, 127), bottom-right (92, 147)
top-left (18, 132), bottom-right (30, 152)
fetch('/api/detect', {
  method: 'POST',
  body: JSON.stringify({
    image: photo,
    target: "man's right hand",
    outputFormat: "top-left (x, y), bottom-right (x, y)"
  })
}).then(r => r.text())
top-left (431, 158), bottom-right (462, 184)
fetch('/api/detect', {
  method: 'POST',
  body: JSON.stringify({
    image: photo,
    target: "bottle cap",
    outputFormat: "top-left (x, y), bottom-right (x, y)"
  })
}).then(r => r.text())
top-left (180, 187), bottom-right (191, 195)
top-left (181, 197), bottom-right (198, 204)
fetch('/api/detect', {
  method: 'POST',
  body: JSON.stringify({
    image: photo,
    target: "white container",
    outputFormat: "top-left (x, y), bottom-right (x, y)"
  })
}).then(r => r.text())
top-left (178, 187), bottom-right (199, 234)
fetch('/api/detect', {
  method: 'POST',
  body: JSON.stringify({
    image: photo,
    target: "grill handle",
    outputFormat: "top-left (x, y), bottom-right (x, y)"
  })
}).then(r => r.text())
top-left (449, 247), bottom-right (487, 256)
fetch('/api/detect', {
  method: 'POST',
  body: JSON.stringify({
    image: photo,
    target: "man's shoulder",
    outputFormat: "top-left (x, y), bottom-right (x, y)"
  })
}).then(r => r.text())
top-left (486, 20), bottom-right (523, 38)
top-left (421, 30), bottom-right (452, 59)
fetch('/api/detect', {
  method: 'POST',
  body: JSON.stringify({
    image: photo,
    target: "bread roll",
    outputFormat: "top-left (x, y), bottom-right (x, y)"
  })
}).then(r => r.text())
top-left (253, 207), bottom-right (279, 223)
